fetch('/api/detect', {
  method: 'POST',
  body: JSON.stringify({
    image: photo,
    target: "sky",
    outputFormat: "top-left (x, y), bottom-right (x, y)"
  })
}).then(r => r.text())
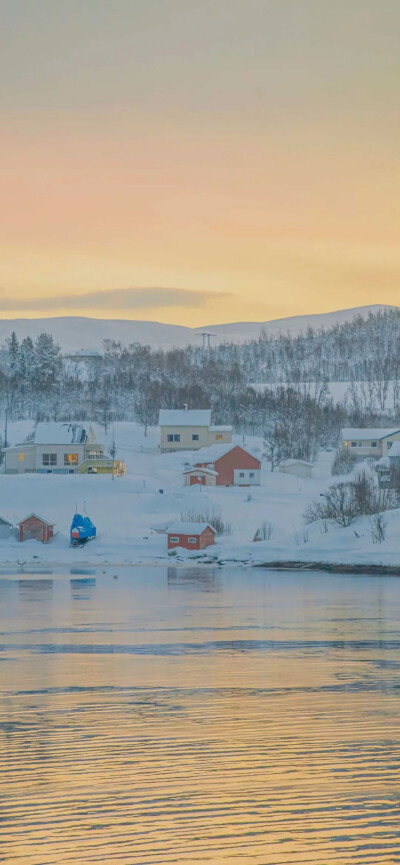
top-left (0, 0), bottom-right (399, 325)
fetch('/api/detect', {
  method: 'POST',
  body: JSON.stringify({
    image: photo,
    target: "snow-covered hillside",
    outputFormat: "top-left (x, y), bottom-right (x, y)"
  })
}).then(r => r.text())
top-left (0, 305), bottom-right (395, 351)
top-left (1, 421), bottom-right (400, 571)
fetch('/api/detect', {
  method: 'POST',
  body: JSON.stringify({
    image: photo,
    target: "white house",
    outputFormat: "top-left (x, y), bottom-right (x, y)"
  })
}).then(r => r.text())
top-left (341, 428), bottom-right (400, 459)
top-left (159, 408), bottom-right (232, 453)
top-left (3, 422), bottom-right (106, 474)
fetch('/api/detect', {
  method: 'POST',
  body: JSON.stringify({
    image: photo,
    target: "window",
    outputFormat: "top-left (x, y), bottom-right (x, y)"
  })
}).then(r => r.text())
top-left (18, 453), bottom-right (24, 461)
top-left (64, 453), bottom-right (78, 466)
top-left (239, 472), bottom-right (245, 478)
top-left (42, 453), bottom-right (57, 466)
top-left (371, 441), bottom-right (377, 448)
top-left (358, 442), bottom-right (364, 447)
top-left (351, 442), bottom-right (357, 447)
top-left (249, 472), bottom-right (254, 478)
top-left (387, 442), bottom-right (393, 449)
top-left (188, 538), bottom-right (197, 544)
top-left (173, 434), bottom-right (180, 442)
top-left (216, 434), bottom-right (223, 441)
top-left (167, 434), bottom-right (174, 442)
top-left (170, 536), bottom-right (179, 543)
top-left (192, 434), bottom-right (199, 441)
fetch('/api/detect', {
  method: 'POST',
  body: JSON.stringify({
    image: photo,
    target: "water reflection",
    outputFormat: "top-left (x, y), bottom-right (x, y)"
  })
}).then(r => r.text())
top-left (1, 566), bottom-right (400, 864)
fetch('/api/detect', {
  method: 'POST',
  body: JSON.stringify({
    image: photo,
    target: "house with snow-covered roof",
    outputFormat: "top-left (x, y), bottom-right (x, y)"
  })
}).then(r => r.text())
top-left (341, 427), bottom-right (400, 459)
top-left (159, 407), bottom-right (232, 453)
top-left (167, 523), bottom-right (216, 550)
top-left (3, 422), bottom-right (109, 475)
top-left (184, 443), bottom-right (261, 486)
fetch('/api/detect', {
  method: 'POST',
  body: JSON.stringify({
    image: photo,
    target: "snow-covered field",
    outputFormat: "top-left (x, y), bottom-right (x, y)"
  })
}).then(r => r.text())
top-left (1, 421), bottom-right (400, 571)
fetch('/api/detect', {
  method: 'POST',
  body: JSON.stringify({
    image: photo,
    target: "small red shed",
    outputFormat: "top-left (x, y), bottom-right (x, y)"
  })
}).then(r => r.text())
top-left (194, 444), bottom-right (261, 486)
top-left (19, 513), bottom-right (55, 544)
top-left (167, 522), bottom-right (216, 551)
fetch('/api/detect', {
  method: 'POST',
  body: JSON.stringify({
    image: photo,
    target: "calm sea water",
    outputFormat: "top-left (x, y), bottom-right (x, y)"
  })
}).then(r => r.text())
top-left (1, 566), bottom-right (400, 864)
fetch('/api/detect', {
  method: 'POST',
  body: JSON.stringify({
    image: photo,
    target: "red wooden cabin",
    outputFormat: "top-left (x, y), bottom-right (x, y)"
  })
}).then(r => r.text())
top-left (194, 444), bottom-right (261, 486)
top-left (19, 513), bottom-right (55, 544)
top-left (167, 522), bottom-right (216, 551)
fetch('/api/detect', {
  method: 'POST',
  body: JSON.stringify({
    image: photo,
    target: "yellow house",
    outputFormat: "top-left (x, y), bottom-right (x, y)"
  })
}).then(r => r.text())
top-left (341, 427), bottom-right (400, 459)
top-left (159, 408), bottom-right (232, 453)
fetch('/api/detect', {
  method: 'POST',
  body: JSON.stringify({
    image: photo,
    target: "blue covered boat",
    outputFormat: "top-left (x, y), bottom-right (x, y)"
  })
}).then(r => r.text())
top-left (70, 514), bottom-right (96, 546)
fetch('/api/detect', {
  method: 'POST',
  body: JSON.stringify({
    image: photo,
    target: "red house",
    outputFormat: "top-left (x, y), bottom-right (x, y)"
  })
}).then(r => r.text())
top-left (191, 443), bottom-right (261, 486)
top-left (19, 513), bottom-right (55, 544)
top-left (167, 522), bottom-right (216, 551)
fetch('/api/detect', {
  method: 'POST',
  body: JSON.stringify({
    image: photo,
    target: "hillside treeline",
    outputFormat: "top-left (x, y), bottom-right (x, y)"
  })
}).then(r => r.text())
top-left (1, 308), bottom-right (399, 462)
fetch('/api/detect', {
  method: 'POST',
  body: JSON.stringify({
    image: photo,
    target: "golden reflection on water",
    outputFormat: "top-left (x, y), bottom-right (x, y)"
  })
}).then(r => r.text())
top-left (1, 567), bottom-right (400, 864)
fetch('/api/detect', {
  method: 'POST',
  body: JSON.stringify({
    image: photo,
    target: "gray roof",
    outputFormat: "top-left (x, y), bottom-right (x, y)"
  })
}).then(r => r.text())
top-left (341, 427), bottom-right (400, 441)
top-left (159, 409), bottom-right (211, 427)
top-left (167, 522), bottom-right (216, 535)
top-left (193, 442), bottom-right (260, 464)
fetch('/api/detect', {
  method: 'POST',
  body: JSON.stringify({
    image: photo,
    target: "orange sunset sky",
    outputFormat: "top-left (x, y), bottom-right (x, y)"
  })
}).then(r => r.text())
top-left (1, 0), bottom-right (399, 325)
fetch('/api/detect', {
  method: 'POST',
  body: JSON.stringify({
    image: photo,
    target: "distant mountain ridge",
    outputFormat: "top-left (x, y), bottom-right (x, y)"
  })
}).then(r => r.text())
top-left (0, 305), bottom-right (396, 352)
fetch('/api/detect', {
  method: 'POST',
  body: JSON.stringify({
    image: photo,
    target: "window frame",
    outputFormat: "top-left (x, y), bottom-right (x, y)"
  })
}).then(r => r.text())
top-left (42, 453), bottom-right (57, 466)
top-left (64, 452), bottom-right (79, 466)
top-left (169, 536), bottom-right (180, 544)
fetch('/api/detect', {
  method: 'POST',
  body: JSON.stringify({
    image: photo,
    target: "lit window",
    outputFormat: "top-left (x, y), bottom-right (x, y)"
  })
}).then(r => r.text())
top-left (64, 453), bottom-right (78, 465)
top-left (19, 453), bottom-right (24, 461)
top-left (170, 536), bottom-right (179, 543)
top-left (216, 434), bottom-right (223, 440)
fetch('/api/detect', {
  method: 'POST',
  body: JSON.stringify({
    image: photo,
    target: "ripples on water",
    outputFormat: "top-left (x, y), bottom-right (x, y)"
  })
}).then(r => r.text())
top-left (1, 566), bottom-right (400, 864)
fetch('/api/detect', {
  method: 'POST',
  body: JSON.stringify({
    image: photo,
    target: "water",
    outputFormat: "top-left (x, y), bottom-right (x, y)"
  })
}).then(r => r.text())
top-left (1, 566), bottom-right (400, 864)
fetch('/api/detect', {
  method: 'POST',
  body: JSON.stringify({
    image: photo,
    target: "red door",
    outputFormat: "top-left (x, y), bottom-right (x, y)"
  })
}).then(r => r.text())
top-left (190, 475), bottom-right (205, 485)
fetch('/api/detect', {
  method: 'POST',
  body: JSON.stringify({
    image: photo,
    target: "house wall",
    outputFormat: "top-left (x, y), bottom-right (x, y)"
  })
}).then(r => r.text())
top-left (167, 529), bottom-right (215, 550)
top-left (279, 463), bottom-right (312, 478)
top-left (161, 425), bottom-right (210, 453)
top-left (35, 443), bottom-right (86, 473)
top-left (205, 429), bottom-right (233, 447)
top-left (160, 426), bottom-right (232, 453)
top-left (4, 446), bottom-right (36, 474)
top-left (183, 471), bottom-right (217, 486)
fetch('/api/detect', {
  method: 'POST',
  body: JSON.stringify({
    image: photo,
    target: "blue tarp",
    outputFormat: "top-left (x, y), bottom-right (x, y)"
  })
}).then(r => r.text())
top-left (70, 513), bottom-right (96, 545)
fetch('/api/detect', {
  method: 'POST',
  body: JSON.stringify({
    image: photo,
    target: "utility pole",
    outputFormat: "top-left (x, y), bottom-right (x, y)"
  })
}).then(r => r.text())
top-left (3, 407), bottom-right (8, 474)
top-left (239, 404), bottom-right (246, 448)
top-left (111, 416), bottom-right (116, 481)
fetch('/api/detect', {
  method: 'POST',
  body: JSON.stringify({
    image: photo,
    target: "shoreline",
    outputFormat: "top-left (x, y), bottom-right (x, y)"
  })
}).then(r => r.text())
top-left (1, 556), bottom-right (400, 576)
top-left (254, 560), bottom-right (400, 575)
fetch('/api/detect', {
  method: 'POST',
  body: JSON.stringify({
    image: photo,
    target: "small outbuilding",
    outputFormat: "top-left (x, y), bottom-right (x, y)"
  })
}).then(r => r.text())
top-left (0, 517), bottom-right (13, 539)
top-left (183, 467), bottom-right (218, 486)
top-left (167, 522), bottom-right (216, 551)
top-left (19, 513), bottom-right (55, 544)
top-left (278, 459), bottom-right (313, 479)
